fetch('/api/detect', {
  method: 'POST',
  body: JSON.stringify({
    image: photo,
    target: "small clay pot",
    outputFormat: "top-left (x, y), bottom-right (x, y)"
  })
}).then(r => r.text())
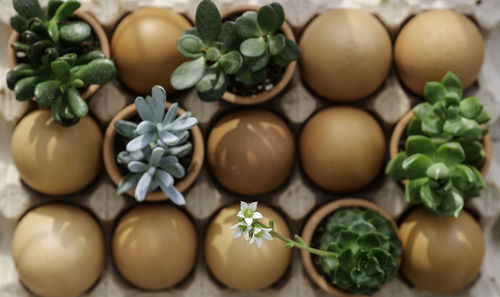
top-left (389, 111), bottom-right (492, 178)
top-left (220, 5), bottom-right (297, 105)
top-left (7, 10), bottom-right (111, 100)
top-left (102, 103), bottom-right (204, 201)
top-left (301, 198), bottom-right (400, 297)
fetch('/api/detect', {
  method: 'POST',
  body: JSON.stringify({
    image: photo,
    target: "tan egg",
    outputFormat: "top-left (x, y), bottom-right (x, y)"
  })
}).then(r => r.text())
top-left (300, 107), bottom-right (385, 192)
top-left (205, 204), bottom-right (291, 291)
top-left (112, 204), bottom-right (197, 290)
top-left (12, 204), bottom-right (105, 297)
top-left (11, 110), bottom-right (102, 195)
top-left (111, 8), bottom-right (190, 94)
top-left (395, 10), bottom-right (484, 95)
top-left (207, 109), bottom-right (295, 196)
top-left (399, 207), bottom-right (485, 294)
top-left (299, 9), bottom-right (392, 102)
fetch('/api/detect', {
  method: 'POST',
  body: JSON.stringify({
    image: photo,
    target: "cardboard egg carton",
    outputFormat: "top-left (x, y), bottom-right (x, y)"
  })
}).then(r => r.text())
top-left (1, 0), bottom-right (500, 296)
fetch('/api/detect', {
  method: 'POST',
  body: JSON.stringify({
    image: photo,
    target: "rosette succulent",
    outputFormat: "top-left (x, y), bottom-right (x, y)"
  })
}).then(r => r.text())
top-left (114, 85), bottom-right (198, 204)
top-left (386, 72), bottom-right (490, 217)
top-left (7, 0), bottom-right (116, 126)
top-left (170, 0), bottom-right (298, 101)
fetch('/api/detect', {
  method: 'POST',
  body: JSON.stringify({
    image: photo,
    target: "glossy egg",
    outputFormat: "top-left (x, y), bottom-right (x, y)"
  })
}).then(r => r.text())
top-left (300, 107), bottom-right (385, 192)
top-left (205, 204), bottom-right (291, 291)
top-left (207, 109), bottom-right (295, 196)
top-left (11, 110), bottom-right (102, 195)
top-left (399, 207), bottom-right (485, 293)
top-left (111, 8), bottom-right (191, 94)
top-left (12, 204), bottom-right (105, 297)
top-left (112, 204), bottom-right (197, 290)
top-left (395, 10), bottom-right (484, 95)
top-left (299, 9), bottom-right (392, 102)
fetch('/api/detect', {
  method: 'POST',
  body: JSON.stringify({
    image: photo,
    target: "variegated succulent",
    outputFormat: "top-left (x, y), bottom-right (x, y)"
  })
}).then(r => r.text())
top-left (114, 85), bottom-right (198, 204)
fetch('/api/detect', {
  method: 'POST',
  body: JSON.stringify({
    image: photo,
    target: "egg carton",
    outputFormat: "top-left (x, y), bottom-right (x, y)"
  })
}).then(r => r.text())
top-left (1, 0), bottom-right (500, 296)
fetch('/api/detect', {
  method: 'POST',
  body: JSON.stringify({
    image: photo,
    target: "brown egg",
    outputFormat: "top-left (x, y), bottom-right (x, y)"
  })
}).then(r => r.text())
top-left (207, 109), bottom-right (295, 196)
top-left (399, 207), bottom-right (485, 294)
top-left (11, 110), bottom-right (102, 195)
top-left (111, 8), bottom-right (190, 94)
top-left (12, 204), bottom-right (105, 297)
top-left (299, 9), bottom-right (392, 102)
top-left (112, 204), bottom-right (197, 290)
top-left (205, 204), bottom-right (291, 291)
top-left (300, 107), bottom-right (385, 192)
top-left (395, 10), bottom-right (484, 95)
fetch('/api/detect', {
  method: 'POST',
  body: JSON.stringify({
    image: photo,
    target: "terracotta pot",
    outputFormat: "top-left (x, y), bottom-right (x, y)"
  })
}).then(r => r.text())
top-left (301, 198), bottom-right (400, 297)
top-left (7, 10), bottom-right (111, 100)
top-left (220, 5), bottom-right (297, 105)
top-left (389, 111), bottom-right (492, 178)
top-left (102, 103), bottom-right (204, 201)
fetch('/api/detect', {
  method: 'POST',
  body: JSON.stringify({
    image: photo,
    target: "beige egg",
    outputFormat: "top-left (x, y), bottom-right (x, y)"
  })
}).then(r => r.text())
top-left (207, 109), bottom-right (295, 196)
top-left (299, 9), bottom-right (392, 102)
top-left (399, 207), bottom-right (485, 294)
top-left (12, 204), bottom-right (105, 297)
top-left (205, 204), bottom-right (291, 291)
top-left (111, 8), bottom-right (191, 94)
top-left (11, 110), bottom-right (102, 195)
top-left (395, 10), bottom-right (484, 95)
top-left (300, 107), bottom-right (386, 192)
top-left (112, 204), bottom-right (197, 290)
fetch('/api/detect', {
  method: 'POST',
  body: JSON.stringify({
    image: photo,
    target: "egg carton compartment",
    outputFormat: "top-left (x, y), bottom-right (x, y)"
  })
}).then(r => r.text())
top-left (1, 0), bottom-right (500, 296)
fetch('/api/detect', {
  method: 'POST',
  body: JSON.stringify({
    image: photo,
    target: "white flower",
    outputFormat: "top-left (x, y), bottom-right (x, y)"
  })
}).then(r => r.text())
top-left (230, 221), bottom-right (251, 240)
top-left (249, 227), bottom-right (273, 248)
top-left (237, 201), bottom-right (263, 226)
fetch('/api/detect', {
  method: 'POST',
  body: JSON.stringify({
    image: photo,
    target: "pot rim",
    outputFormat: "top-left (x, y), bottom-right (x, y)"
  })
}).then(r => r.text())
top-left (300, 198), bottom-right (400, 297)
top-left (7, 10), bottom-right (111, 100)
top-left (102, 102), bottom-right (205, 202)
top-left (389, 110), bottom-right (492, 178)
top-left (219, 4), bottom-right (297, 105)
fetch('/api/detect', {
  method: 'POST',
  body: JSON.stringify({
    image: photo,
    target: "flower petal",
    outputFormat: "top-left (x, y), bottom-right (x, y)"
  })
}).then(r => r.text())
top-left (256, 238), bottom-right (262, 248)
top-left (237, 211), bottom-right (244, 218)
top-left (244, 217), bottom-right (253, 226)
top-left (240, 201), bottom-right (248, 210)
top-left (253, 211), bottom-right (263, 220)
top-left (249, 202), bottom-right (258, 211)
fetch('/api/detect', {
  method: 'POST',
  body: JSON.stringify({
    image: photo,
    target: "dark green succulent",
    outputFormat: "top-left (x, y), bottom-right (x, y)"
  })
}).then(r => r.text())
top-left (318, 208), bottom-right (401, 296)
top-left (170, 0), bottom-right (298, 101)
top-left (7, 0), bottom-right (116, 126)
top-left (386, 72), bottom-right (489, 217)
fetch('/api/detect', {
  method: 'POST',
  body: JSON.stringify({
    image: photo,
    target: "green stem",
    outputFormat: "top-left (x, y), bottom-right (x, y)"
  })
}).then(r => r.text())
top-left (270, 230), bottom-right (337, 258)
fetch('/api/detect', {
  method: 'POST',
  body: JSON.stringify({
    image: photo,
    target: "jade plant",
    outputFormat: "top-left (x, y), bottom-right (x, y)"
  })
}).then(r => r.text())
top-left (114, 85), bottom-right (198, 205)
top-left (7, 0), bottom-right (116, 126)
top-left (386, 72), bottom-right (490, 217)
top-left (170, 0), bottom-right (298, 101)
top-left (231, 202), bottom-right (401, 296)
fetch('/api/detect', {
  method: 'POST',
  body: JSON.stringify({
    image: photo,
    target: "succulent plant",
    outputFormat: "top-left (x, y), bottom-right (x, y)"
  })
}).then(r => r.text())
top-left (114, 85), bottom-right (198, 204)
top-left (7, 0), bottom-right (116, 126)
top-left (317, 208), bottom-right (401, 296)
top-left (386, 72), bottom-right (490, 217)
top-left (170, 0), bottom-right (298, 101)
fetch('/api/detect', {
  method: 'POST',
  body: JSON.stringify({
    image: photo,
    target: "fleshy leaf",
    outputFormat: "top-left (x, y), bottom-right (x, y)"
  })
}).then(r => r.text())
top-left (441, 71), bottom-right (462, 98)
top-left (195, 0), bottom-right (221, 44)
top-left (170, 56), bottom-right (206, 90)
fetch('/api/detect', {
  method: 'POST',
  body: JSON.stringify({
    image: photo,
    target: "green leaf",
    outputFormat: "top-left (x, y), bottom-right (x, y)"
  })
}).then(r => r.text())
top-left (426, 162), bottom-right (449, 181)
top-left (338, 249), bottom-right (355, 269)
top-left (57, 53), bottom-right (77, 65)
top-left (405, 135), bottom-right (435, 157)
top-left (420, 184), bottom-right (441, 211)
top-left (295, 235), bottom-right (306, 245)
top-left (27, 39), bottom-right (52, 63)
top-left (235, 67), bottom-right (266, 85)
top-left (439, 191), bottom-right (464, 218)
top-left (195, 0), bottom-right (221, 44)
top-left (269, 33), bottom-right (286, 55)
top-left (34, 80), bottom-right (60, 108)
top-left (283, 242), bottom-right (294, 248)
top-left (51, 60), bottom-right (71, 79)
top-left (402, 154), bottom-right (433, 179)
top-left (11, 41), bottom-right (29, 52)
top-left (436, 142), bottom-right (465, 166)
top-left (412, 103), bottom-right (433, 119)
top-left (338, 230), bottom-right (359, 250)
top-left (460, 97), bottom-right (483, 119)
top-left (47, 0), bottom-right (64, 18)
top-left (460, 118), bottom-right (482, 141)
top-left (358, 233), bottom-right (382, 249)
top-left (67, 87), bottom-right (88, 117)
top-left (74, 50), bottom-right (106, 65)
top-left (459, 140), bottom-right (483, 164)
top-left (258, 5), bottom-right (280, 33)
top-left (441, 72), bottom-right (463, 98)
top-left (334, 267), bottom-right (354, 289)
top-left (432, 100), bottom-right (447, 118)
top-left (47, 21), bottom-right (59, 43)
top-left (386, 152), bottom-right (407, 181)
top-left (424, 82), bottom-right (446, 104)
top-left (405, 178), bottom-right (427, 203)
top-left (244, 50), bottom-right (269, 72)
top-left (444, 92), bottom-right (461, 107)
top-left (14, 75), bottom-right (44, 100)
top-left (270, 3), bottom-right (285, 27)
top-left (10, 15), bottom-right (28, 33)
top-left (274, 38), bottom-right (298, 65)
top-left (422, 115), bottom-right (444, 135)
top-left (475, 110), bottom-right (491, 124)
top-left (205, 47), bottom-right (220, 62)
top-left (219, 51), bottom-right (243, 75)
top-left (450, 164), bottom-right (479, 191)
top-left (73, 58), bottom-right (117, 85)
top-left (170, 56), bottom-right (206, 90)
top-left (447, 105), bottom-right (459, 118)
top-left (196, 68), bottom-right (227, 102)
top-left (6, 68), bottom-right (37, 90)
top-left (240, 37), bottom-right (266, 57)
top-left (60, 21), bottom-right (91, 44)
top-left (177, 34), bottom-right (204, 59)
top-left (443, 117), bottom-right (463, 135)
top-left (117, 173), bottom-right (141, 195)
top-left (51, 0), bottom-right (81, 23)
top-left (13, 0), bottom-right (43, 19)
top-left (216, 21), bottom-right (238, 53)
top-left (236, 11), bottom-right (261, 38)
top-left (407, 117), bottom-right (423, 136)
